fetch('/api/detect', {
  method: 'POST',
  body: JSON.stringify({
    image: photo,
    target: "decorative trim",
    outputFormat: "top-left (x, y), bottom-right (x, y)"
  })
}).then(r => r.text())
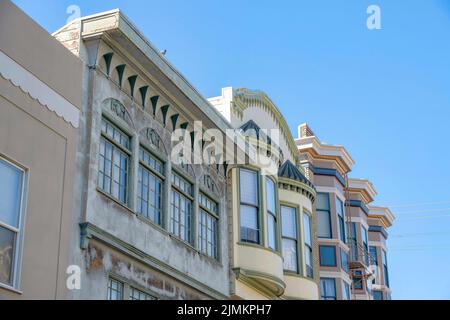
top-left (79, 222), bottom-right (228, 299)
top-left (310, 165), bottom-right (346, 187)
top-left (0, 50), bottom-right (80, 127)
top-left (368, 225), bottom-right (388, 239)
top-left (346, 199), bottom-right (369, 215)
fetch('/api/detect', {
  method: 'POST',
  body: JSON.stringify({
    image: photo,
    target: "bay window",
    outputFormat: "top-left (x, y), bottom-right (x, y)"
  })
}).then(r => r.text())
top-left (239, 169), bottom-right (260, 244)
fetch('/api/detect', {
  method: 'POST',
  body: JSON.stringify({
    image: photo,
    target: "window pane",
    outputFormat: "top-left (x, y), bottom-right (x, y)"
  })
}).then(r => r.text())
top-left (0, 225), bottom-right (15, 286)
top-left (316, 193), bottom-right (330, 211)
top-left (240, 205), bottom-right (259, 244)
top-left (266, 178), bottom-right (276, 214)
top-left (107, 278), bottom-right (123, 300)
top-left (240, 169), bottom-right (258, 205)
top-left (130, 287), bottom-right (155, 300)
top-left (342, 281), bottom-right (351, 300)
top-left (373, 290), bottom-right (383, 300)
top-left (340, 248), bottom-right (349, 272)
top-left (320, 278), bottom-right (336, 300)
top-left (267, 214), bottom-right (276, 250)
top-left (282, 238), bottom-right (297, 272)
top-left (303, 213), bottom-right (311, 245)
top-left (319, 245), bottom-right (337, 266)
top-left (317, 210), bottom-right (331, 238)
top-left (0, 159), bottom-right (23, 228)
top-left (281, 206), bottom-right (296, 239)
top-left (369, 246), bottom-right (378, 266)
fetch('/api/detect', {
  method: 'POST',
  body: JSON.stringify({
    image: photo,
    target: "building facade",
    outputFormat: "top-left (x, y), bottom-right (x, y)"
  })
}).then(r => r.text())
top-left (0, 0), bottom-right (82, 299)
top-left (297, 124), bottom-right (395, 300)
top-left (0, 2), bottom-right (394, 300)
top-left (209, 88), bottom-right (320, 300)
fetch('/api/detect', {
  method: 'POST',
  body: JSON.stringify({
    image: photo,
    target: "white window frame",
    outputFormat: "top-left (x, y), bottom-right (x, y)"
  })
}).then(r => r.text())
top-left (0, 155), bottom-right (27, 292)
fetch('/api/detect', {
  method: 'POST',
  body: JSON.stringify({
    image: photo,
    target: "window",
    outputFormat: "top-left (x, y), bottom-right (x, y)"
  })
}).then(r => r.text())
top-left (353, 270), bottom-right (363, 290)
top-left (336, 197), bottom-right (346, 243)
top-left (303, 212), bottom-right (314, 278)
top-left (369, 246), bottom-right (378, 266)
top-left (281, 206), bottom-right (297, 272)
top-left (350, 222), bottom-right (358, 261)
top-left (137, 147), bottom-right (164, 226)
top-left (199, 193), bottom-right (219, 259)
top-left (98, 118), bottom-right (131, 205)
top-left (373, 290), bottom-right (383, 300)
top-left (266, 178), bottom-right (277, 250)
top-left (107, 278), bottom-right (124, 300)
top-left (340, 248), bottom-right (349, 273)
top-left (319, 245), bottom-right (337, 267)
top-left (0, 158), bottom-right (24, 288)
top-left (170, 172), bottom-right (193, 244)
top-left (239, 169), bottom-right (260, 244)
top-left (320, 278), bottom-right (336, 300)
top-left (382, 249), bottom-right (390, 288)
top-left (130, 287), bottom-right (156, 300)
top-left (317, 193), bottom-right (331, 238)
top-left (362, 226), bottom-right (369, 265)
top-left (342, 281), bottom-right (351, 300)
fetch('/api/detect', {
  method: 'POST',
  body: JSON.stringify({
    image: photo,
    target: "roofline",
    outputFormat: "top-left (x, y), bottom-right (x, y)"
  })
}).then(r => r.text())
top-left (368, 205), bottom-right (396, 227)
top-left (296, 135), bottom-right (355, 171)
top-left (348, 178), bottom-right (378, 201)
top-left (55, 9), bottom-right (233, 133)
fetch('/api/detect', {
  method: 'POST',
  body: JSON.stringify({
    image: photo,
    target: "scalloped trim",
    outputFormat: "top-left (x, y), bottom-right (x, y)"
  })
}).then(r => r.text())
top-left (0, 50), bottom-right (79, 128)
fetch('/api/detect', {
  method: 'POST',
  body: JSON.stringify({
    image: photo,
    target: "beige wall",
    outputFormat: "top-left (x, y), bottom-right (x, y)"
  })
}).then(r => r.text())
top-left (0, 0), bottom-right (81, 299)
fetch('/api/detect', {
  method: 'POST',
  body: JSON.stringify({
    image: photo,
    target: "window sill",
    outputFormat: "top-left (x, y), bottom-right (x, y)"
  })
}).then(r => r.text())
top-left (96, 188), bottom-right (134, 215)
top-left (0, 282), bottom-right (23, 295)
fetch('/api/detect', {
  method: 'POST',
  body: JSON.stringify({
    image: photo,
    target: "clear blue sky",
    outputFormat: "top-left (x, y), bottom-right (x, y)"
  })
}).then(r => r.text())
top-left (12, 0), bottom-right (450, 299)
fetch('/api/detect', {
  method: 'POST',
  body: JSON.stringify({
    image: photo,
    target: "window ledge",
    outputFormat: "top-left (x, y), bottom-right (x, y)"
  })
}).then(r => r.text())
top-left (0, 282), bottom-right (23, 295)
top-left (96, 187), bottom-right (134, 215)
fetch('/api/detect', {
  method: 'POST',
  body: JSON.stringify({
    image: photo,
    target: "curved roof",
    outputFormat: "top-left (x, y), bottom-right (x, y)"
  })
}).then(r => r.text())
top-left (278, 160), bottom-right (314, 189)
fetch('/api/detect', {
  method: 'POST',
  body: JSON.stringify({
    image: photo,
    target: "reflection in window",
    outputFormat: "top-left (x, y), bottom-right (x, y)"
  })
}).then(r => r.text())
top-left (303, 213), bottom-right (314, 278)
top-left (320, 278), bottom-right (336, 300)
top-left (0, 158), bottom-right (24, 287)
top-left (199, 193), bottom-right (219, 259)
top-left (107, 278), bottom-right (124, 300)
top-left (266, 178), bottom-right (277, 250)
top-left (170, 172), bottom-right (193, 244)
top-left (98, 118), bottom-right (130, 205)
top-left (239, 169), bottom-right (259, 244)
top-left (137, 147), bottom-right (163, 226)
top-left (281, 206), bottom-right (297, 272)
top-left (317, 193), bottom-right (331, 238)
top-left (319, 245), bottom-right (337, 267)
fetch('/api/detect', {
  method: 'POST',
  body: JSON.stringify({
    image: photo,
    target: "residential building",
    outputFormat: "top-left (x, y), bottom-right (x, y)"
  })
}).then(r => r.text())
top-left (0, 0), bottom-right (82, 298)
top-left (0, 2), bottom-right (394, 300)
top-left (53, 9), bottom-right (236, 300)
top-left (209, 88), bottom-right (319, 300)
top-left (297, 124), bottom-right (395, 300)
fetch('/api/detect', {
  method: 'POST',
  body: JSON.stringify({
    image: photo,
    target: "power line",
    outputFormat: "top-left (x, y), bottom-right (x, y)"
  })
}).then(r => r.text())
top-left (391, 231), bottom-right (450, 238)
top-left (395, 207), bottom-right (450, 215)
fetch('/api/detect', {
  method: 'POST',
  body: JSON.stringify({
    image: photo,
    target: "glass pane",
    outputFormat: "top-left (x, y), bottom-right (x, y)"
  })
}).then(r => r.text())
top-left (0, 159), bottom-right (23, 228)
top-left (316, 193), bottom-right (330, 211)
top-left (239, 169), bottom-right (258, 205)
top-left (281, 206), bottom-right (296, 238)
top-left (240, 205), bottom-right (259, 243)
top-left (107, 278), bottom-right (123, 300)
top-left (282, 238), bottom-right (297, 272)
top-left (0, 226), bottom-right (15, 286)
top-left (335, 196), bottom-right (344, 217)
top-left (265, 178), bottom-right (276, 214)
top-left (319, 246), bottom-right (336, 266)
top-left (267, 214), bottom-right (276, 250)
top-left (303, 213), bottom-right (311, 245)
top-left (317, 210), bottom-right (331, 238)
top-left (320, 278), bottom-right (336, 300)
